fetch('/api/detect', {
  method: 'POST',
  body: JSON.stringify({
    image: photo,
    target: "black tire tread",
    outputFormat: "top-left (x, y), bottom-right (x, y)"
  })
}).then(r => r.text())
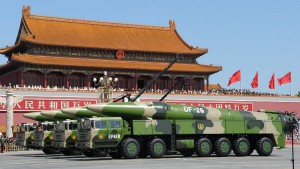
top-left (195, 138), bottom-right (212, 157)
top-left (148, 138), bottom-right (166, 158)
top-left (120, 137), bottom-right (140, 159)
top-left (233, 137), bottom-right (250, 156)
top-left (256, 137), bottom-right (273, 156)
top-left (214, 137), bottom-right (231, 157)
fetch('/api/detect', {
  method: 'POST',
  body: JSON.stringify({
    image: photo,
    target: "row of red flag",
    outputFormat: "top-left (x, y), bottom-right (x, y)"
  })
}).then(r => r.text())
top-left (228, 70), bottom-right (292, 89)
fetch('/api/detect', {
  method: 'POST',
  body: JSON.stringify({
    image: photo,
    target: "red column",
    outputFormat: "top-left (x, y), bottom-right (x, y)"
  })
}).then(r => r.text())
top-left (66, 74), bottom-right (69, 88)
top-left (87, 74), bottom-right (91, 88)
top-left (135, 75), bottom-right (138, 91)
top-left (206, 76), bottom-right (209, 91)
top-left (172, 77), bottom-right (174, 86)
top-left (44, 71), bottom-right (47, 88)
top-left (189, 78), bottom-right (193, 91)
top-left (20, 68), bottom-right (24, 87)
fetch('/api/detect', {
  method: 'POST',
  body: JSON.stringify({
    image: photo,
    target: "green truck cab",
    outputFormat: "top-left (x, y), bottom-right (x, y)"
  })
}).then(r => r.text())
top-left (76, 117), bottom-right (128, 157)
top-left (31, 121), bottom-right (60, 154)
top-left (16, 123), bottom-right (35, 148)
top-left (52, 119), bottom-right (82, 155)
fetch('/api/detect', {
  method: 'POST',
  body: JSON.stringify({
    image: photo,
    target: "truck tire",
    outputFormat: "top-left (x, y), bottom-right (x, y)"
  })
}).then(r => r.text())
top-left (42, 148), bottom-right (51, 154)
top-left (148, 138), bottom-right (166, 158)
top-left (69, 149), bottom-right (82, 155)
top-left (214, 137), bottom-right (231, 157)
top-left (83, 150), bottom-right (94, 157)
top-left (50, 148), bottom-right (61, 154)
top-left (120, 138), bottom-right (140, 159)
top-left (256, 137), bottom-right (273, 156)
top-left (233, 137), bottom-right (250, 156)
top-left (94, 149), bottom-right (107, 157)
top-left (61, 149), bottom-right (71, 156)
top-left (195, 138), bottom-right (212, 157)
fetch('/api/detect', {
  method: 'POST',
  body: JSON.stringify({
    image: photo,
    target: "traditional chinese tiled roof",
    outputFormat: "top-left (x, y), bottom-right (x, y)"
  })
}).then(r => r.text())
top-left (0, 42), bottom-right (21, 54)
top-left (5, 6), bottom-right (207, 55)
top-left (205, 84), bottom-right (222, 90)
top-left (11, 54), bottom-right (222, 73)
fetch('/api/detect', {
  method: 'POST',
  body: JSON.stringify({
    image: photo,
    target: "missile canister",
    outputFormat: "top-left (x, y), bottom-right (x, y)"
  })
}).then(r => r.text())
top-left (61, 107), bottom-right (106, 118)
top-left (23, 112), bottom-right (56, 121)
top-left (86, 101), bottom-right (298, 134)
top-left (40, 110), bottom-right (78, 120)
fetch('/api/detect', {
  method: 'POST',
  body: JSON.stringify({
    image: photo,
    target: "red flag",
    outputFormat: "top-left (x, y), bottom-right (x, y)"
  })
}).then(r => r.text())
top-left (277, 72), bottom-right (291, 85)
top-left (228, 70), bottom-right (241, 86)
top-left (251, 71), bottom-right (258, 88)
top-left (269, 73), bottom-right (275, 89)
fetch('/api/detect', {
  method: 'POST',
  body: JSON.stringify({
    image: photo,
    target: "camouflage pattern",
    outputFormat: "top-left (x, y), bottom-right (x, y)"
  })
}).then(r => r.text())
top-left (40, 110), bottom-right (78, 120)
top-left (86, 101), bottom-right (298, 149)
top-left (31, 121), bottom-right (55, 149)
top-left (52, 119), bottom-right (78, 149)
top-left (15, 123), bottom-right (35, 148)
top-left (23, 112), bottom-right (56, 121)
top-left (76, 117), bottom-right (125, 150)
top-left (61, 106), bottom-right (106, 118)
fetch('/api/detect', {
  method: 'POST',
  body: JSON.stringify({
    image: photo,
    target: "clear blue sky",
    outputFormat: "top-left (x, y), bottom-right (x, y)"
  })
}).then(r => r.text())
top-left (0, 0), bottom-right (299, 95)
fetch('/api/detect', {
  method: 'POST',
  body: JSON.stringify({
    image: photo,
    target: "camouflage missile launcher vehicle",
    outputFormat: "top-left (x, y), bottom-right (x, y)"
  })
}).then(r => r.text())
top-left (78, 101), bottom-right (299, 159)
top-left (76, 117), bottom-right (121, 157)
top-left (16, 123), bottom-right (35, 148)
top-left (31, 121), bottom-right (61, 154)
top-left (52, 119), bottom-right (82, 155)
top-left (18, 112), bottom-right (55, 150)
top-left (22, 107), bottom-right (103, 155)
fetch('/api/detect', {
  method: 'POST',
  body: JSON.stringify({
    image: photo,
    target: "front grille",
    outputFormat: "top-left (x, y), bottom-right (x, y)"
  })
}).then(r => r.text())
top-left (78, 131), bottom-right (90, 141)
top-left (54, 133), bottom-right (64, 141)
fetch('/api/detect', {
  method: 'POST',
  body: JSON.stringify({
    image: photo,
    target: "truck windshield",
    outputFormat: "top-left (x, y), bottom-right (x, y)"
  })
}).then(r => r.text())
top-left (41, 124), bottom-right (55, 131)
top-left (56, 122), bottom-right (66, 131)
top-left (24, 125), bottom-right (34, 132)
top-left (69, 123), bottom-right (78, 130)
top-left (95, 121), bottom-right (106, 129)
top-left (35, 124), bottom-right (43, 131)
top-left (83, 120), bottom-right (91, 129)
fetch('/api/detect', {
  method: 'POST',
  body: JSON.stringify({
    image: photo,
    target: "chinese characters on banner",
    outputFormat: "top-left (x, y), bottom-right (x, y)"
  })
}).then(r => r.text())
top-left (0, 96), bottom-right (253, 112)
top-left (166, 101), bottom-right (253, 111)
top-left (0, 97), bottom-right (98, 111)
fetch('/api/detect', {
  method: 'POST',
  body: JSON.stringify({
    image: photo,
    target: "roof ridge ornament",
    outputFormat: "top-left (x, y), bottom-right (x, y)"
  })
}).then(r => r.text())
top-left (22, 6), bottom-right (31, 18)
top-left (169, 20), bottom-right (176, 30)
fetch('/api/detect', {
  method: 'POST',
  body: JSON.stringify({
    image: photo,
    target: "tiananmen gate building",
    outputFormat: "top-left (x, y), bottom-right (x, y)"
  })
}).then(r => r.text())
top-left (0, 6), bottom-right (222, 91)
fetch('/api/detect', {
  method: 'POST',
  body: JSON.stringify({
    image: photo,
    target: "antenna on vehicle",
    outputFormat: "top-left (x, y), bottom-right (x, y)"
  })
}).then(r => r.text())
top-left (130, 53), bottom-right (183, 102)
top-left (159, 77), bottom-right (188, 101)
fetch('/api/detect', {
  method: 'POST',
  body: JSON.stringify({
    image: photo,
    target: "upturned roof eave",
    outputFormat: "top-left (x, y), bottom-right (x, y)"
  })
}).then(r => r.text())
top-left (11, 54), bottom-right (222, 74)
top-left (21, 37), bottom-right (207, 55)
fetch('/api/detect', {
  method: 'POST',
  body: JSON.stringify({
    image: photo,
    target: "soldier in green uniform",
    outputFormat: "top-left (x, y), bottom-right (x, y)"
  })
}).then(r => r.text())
top-left (0, 132), bottom-right (5, 153)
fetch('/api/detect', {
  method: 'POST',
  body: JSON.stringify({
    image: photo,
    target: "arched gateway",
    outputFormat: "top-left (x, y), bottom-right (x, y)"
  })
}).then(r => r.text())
top-left (0, 6), bottom-right (222, 91)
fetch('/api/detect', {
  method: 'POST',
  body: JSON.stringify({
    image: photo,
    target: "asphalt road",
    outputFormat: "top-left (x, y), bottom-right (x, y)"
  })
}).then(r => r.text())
top-left (0, 145), bottom-right (299, 169)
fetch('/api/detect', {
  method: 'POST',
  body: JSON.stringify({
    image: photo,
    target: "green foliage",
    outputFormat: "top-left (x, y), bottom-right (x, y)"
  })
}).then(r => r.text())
top-left (298, 91), bottom-right (300, 97)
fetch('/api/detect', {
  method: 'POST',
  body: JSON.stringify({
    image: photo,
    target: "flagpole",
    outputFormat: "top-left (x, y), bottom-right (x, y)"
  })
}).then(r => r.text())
top-left (290, 71), bottom-right (292, 97)
top-left (240, 70), bottom-right (242, 95)
top-left (240, 80), bottom-right (242, 95)
top-left (290, 81), bottom-right (292, 97)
